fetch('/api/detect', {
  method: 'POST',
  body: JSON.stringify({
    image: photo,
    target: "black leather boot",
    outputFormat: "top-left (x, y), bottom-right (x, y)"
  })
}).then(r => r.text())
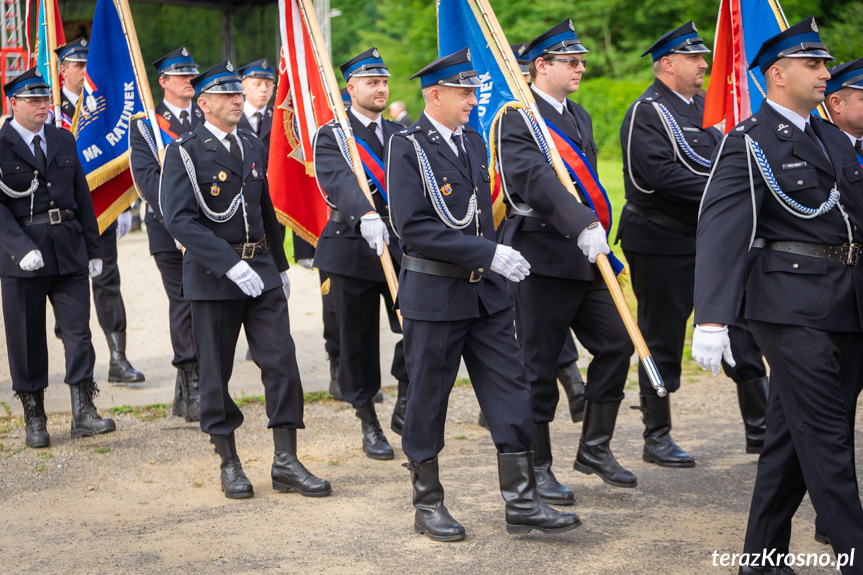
top-left (641, 395), bottom-right (694, 467)
top-left (328, 354), bottom-right (343, 401)
top-left (557, 361), bottom-right (586, 423)
top-left (533, 422), bottom-right (575, 505)
top-left (391, 380), bottom-right (408, 436)
top-left (106, 332), bottom-right (145, 384)
top-left (498, 451), bottom-right (582, 535)
top-left (355, 400), bottom-right (394, 459)
top-left (179, 362), bottom-right (200, 422)
top-left (573, 401), bottom-right (637, 488)
top-left (739, 566), bottom-right (797, 574)
top-left (736, 377), bottom-right (768, 454)
top-left (407, 458), bottom-right (465, 541)
top-left (210, 433), bottom-right (253, 499)
top-left (16, 390), bottom-right (50, 448)
top-left (171, 369), bottom-right (184, 418)
top-left (70, 379), bottom-right (116, 438)
top-left (271, 428), bottom-right (332, 496)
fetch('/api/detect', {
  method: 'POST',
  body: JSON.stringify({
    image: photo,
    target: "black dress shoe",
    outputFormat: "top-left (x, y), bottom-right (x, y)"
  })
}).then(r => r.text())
top-left (407, 458), bottom-right (466, 542)
top-left (106, 332), bottom-right (145, 384)
top-left (573, 401), bottom-right (637, 488)
top-left (356, 401), bottom-right (394, 459)
top-left (640, 395), bottom-right (694, 467)
top-left (271, 428), bottom-right (332, 496)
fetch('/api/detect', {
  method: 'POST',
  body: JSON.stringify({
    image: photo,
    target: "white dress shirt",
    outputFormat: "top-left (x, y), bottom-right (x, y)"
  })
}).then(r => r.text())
top-left (350, 106), bottom-right (384, 147)
top-left (10, 118), bottom-right (47, 158)
top-left (424, 112), bottom-right (466, 157)
top-left (204, 122), bottom-right (243, 160)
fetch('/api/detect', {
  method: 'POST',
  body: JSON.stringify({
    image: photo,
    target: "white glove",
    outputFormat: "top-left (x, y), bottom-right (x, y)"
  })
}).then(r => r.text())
top-left (297, 258), bottom-right (314, 270)
top-left (88, 258), bottom-right (103, 278)
top-left (692, 325), bottom-right (736, 376)
top-left (116, 211), bottom-right (132, 238)
top-left (360, 213), bottom-right (390, 256)
top-left (280, 270), bottom-right (291, 300)
top-left (226, 260), bottom-right (264, 297)
top-left (491, 244), bottom-right (531, 282)
top-left (576, 222), bottom-right (610, 263)
top-left (174, 239), bottom-right (183, 251)
top-left (19, 249), bottom-right (44, 271)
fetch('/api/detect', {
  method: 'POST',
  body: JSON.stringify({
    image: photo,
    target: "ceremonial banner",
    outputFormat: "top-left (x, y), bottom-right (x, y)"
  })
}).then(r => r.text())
top-left (34, 0), bottom-right (65, 86)
top-left (269, 0), bottom-right (333, 245)
top-left (704, 0), bottom-right (826, 130)
top-left (437, 0), bottom-right (516, 227)
top-left (72, 0), bottom-right (143, 232)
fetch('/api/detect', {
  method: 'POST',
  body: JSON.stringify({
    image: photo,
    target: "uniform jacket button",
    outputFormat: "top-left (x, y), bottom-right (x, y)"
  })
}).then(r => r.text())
top-left (792, 263), bottom-right (799, 269)
top-left (46, 182), bottom-right (52, 188)
top-left (797, 180), bottom-right (803, 185)
top-left (478, 268), bottom-right (484, 273)
top-left (50, 201), bottom-right (55, 206)
top-left (11, 255), bottom-right (15, 261)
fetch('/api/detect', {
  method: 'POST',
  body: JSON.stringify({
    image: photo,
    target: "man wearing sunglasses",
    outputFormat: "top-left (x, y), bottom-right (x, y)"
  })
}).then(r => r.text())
top-left (495, 19), bottom-right (637, 504)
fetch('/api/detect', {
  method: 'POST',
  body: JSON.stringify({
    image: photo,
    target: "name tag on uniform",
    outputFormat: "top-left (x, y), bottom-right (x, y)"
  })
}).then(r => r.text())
top-left (782, 162), bottom-right (808, 169)
top-left (682, 127), bottom-right (700, 132)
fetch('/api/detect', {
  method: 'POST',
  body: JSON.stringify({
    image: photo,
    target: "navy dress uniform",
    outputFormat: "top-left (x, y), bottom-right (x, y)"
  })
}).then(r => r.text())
top-left (388, 48), bottom-right (580, 541)
top-left (498, 20), bottom-right (637, 498)
top-left (0, 68), bottom-right (115, 447)
top-left (619, 21), bottom-right (768, 465)
top-left (313, 48), bottom-right (409, 460)
top-left (236, 59), bottom-right (274, 148)
top-left (54, 38), bottom-right (146, 385)
top-left (161, 61), bottom-right (330, 499)
top-left (128, 47), bottom-right (205, 421)
top-left (693, 19), bottom-right (863, 574)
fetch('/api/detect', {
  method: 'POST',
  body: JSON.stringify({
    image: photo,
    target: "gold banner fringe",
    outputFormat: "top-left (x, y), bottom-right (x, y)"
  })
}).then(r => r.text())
top-left (87, 151), bottom-right (131, 190)
top-left (275, 208), bottom-right (320, 248)
top-left (97, 184), bottom-right (137, 234)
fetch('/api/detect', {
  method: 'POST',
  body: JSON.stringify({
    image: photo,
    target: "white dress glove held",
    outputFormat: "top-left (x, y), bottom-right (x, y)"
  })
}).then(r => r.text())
top-left (116, 211), bottom-right (132, 238)
top-left (576, 223), bottom-right (610, 263)
top-left (360, 213), bottom-right (390, 256)
top-left (226, 261), bottom-right (264, 297)
top-left (280, 270), bottom-right (291, 300)
top-left (692, 325), bottom-right (736, 376)
top-left (88, 258), bottom-right (103, 278)
top-left (491, 244), bottom-right (531, 282)
top-left (19, 249), bottom-right (44, 271)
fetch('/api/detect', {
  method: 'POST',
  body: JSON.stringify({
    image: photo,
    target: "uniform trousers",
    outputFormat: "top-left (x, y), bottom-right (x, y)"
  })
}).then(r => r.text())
top-left (401, 307), bottom-right (535, 463)
top-left (509, 273), bottom-right (633, 421)
top-left (327, 272), bottom-right (406, 407)
top-left (320, 270), bottom-right (339, 357)
top-left (626, 250), bottom-right (766, 395)
top-left (190, 287), bottom-right (304, 436)
top-left (91, 224), bottom-right (126, 335)
top-left (153, 250), bottom-right (196, 366)
top-left (2, 268), bottom-right (95, 391)
top-left (744, 321), bottom-right (863, 573)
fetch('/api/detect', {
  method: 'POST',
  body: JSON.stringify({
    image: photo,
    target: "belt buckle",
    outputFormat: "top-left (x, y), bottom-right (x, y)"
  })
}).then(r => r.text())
top-left (48, 208), bottom-right (61, 225)
top-left (848, 244), bottom-right (859, 266)
top-left (469, 271), bottom-right (481, 283)
top-left (241, 242), bottom-right (256, 259)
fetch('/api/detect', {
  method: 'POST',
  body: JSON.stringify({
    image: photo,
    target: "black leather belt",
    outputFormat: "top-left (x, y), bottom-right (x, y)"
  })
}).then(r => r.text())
top-left (17, 209), bottom-right (75, 226)
top-left (329, 209), bottom-right (390, 225)
top-left (624, 202), bottom-right (696, 235)
top-left (752, 238), bottom-right (860, 266)
top-left (510, 201), bottom-right (541, 219)
top-left (401, 254), bottom-right (481, 283)
top-left (230, 236), bottom-right (268, 259)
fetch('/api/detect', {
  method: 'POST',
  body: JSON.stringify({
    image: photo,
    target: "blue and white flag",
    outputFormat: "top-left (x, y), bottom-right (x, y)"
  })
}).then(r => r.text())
top-left (73, 0), bottom-right (144, 229)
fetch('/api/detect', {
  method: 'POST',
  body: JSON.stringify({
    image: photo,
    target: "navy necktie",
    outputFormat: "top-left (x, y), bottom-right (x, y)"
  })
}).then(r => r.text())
top-left (453, 133), bottom-right (469, 169)
top-left (225, 133), bottom-right (243, 167)
top-left (32, 135), bottom-right (47, 175)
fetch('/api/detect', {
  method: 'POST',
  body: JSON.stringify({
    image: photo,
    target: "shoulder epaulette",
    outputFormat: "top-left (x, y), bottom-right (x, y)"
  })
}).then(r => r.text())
top-left (174, 131), bottom-right (197, 145)
top-left (729, 115), bottom-right (759, 137)
top-left (640, 90), bottom-right (663, 103)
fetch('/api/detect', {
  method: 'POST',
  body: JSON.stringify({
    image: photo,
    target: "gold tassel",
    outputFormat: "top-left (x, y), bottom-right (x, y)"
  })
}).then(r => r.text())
top-left (320, 277), bottom-right (330, 295)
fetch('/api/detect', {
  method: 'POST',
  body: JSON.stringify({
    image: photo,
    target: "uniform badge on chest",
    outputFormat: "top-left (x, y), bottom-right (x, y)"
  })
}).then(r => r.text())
top-left (210, 183), bottom-right (220, 196)
top-left (441, 183), bottom-right (453, 196)
top-left (218, 171), bottom-right (227, 182)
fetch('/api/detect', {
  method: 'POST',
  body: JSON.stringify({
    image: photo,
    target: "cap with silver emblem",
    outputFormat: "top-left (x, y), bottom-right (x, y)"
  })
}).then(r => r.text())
top-left (826, 57), bottom-right (863, 96)
top-left (642, 21), bottom-right (710, 62)
top-left (749, 16), bottom-right (832, 74)
top-left (54, 37), bottom-right (89, 63)
top-left (339, 47), bottom-right (391, 82)
top-left (522, 19), bottom-right (588, 63)
top-left (411, 47), bottom-right (480, 89)
top-left (3, 67), bottom-right (51, 99)
top-left (191, 60), bottom-right (245, 96)
top-left (237, 58), bottom-right (276, 81)
top-left (153, 46), bottom-right (200, 77)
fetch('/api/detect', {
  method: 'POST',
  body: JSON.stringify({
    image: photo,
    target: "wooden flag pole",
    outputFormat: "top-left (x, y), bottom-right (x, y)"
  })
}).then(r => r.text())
top-left (296, 0), bottom-right (401, 319)
top-left (43, 0), bottom-right (62, 127)
top-left (114, 0), bottom-right (165, 160)
top-left (469, 0), bottom-right (667, 396)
